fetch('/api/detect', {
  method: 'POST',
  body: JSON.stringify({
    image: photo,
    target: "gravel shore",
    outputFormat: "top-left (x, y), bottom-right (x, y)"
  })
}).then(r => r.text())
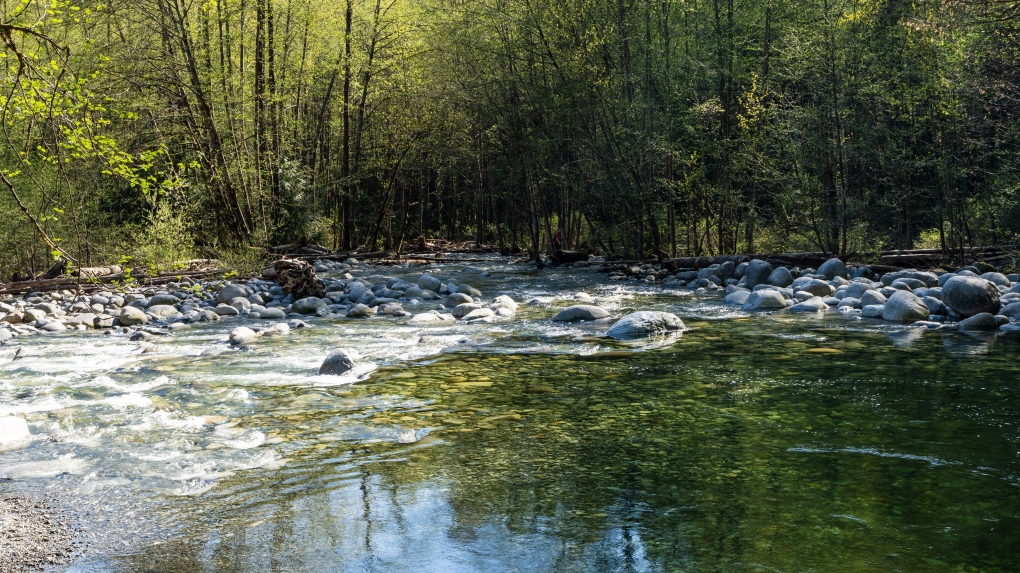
top-left (0, 496), bottom-right (81, 573)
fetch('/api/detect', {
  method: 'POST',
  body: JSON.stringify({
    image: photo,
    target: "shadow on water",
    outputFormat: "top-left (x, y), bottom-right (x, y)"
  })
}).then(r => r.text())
top-left (78, 319), bottom-right (1020, 573)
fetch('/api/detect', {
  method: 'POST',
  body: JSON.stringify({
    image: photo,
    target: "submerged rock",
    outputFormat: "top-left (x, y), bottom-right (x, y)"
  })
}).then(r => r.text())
top-left (606, 311), bottom-right (686, 339)
top-left (552, 305), bottom-right (610, 322)
top-left (319, 349), bottom-right (356, 375)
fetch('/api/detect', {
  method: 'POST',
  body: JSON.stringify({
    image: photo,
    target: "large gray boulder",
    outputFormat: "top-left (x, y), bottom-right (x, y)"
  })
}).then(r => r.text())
top-left (942, 276), bottom-right (1000, 317)
top-left (723, 290), bottom-right (751, 306)
top-left (743, 259), bottom-right (774, 289)
top-left (417, 274), bottom-right (442, 293)
top-left (741, 289), bottom-right (787, 311)
top-left (767, 267), bottom-right (794, 287)
top-left (552, 305), bottom-right (610, 322)
top-left (319, 350), bottom-right (356, 375)
top-left (292, 296), bottom-right (327, 314)
top-left (217, 283), bottom-right (248, 304)
top-left (0, 417), bottom-right (31, 452)
top-left (882, 290), bottom-right (929, 322)
top-left (860, 290), bottom-right (887, 306)
top-left (258, 307), bottom-right (287, 319)
top-left (119, 306), bottom-right (148, 326)
top-left (606, 311), bottom-right (686, 339)
top-left (149, 294), bottom-right (180, 306)
top-left (817, 258), bottom-right (847, 280)
top-left (980, 272), bottom-right (1010, 287)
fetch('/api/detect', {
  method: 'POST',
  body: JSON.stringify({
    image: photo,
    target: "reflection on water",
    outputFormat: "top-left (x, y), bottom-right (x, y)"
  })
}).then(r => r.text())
top-left (1, 262), bottom-right (1019, 572)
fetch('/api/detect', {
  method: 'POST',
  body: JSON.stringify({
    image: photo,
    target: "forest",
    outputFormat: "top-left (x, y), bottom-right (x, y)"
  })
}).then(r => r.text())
top-left (2, 0), bottom-right (1019, 277)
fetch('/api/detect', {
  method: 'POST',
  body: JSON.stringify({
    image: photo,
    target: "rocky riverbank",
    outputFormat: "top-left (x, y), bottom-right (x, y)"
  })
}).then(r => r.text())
top-left (0, 496), bottom-right (82, 572)
top-left (1, 255), bottom-right (1018, 357)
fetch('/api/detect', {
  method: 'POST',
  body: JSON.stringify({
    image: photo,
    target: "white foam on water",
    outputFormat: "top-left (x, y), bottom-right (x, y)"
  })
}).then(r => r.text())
top-left (225, 389), bottom-right (250, 402)
top-left (100, 392), bottom-right (153, 409)
top-left (0, 454), bottom-right (87, 479)
top-left (219, 430), bottom-right (266, 450)
top-left (0, 395), bottom-right (70, 416)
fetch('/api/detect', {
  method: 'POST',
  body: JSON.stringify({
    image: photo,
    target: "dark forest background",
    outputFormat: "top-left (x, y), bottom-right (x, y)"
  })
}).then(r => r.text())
top-left (3, 0), bottom-right (1020, 275)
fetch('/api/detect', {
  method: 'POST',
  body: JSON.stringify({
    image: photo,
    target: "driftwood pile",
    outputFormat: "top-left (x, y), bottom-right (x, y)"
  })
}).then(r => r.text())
top-left (272, 259), bottom-right (326, 300)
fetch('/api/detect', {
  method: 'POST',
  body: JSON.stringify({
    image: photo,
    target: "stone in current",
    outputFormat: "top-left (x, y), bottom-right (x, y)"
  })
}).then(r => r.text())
top-left (417, 274), bottom-right (442, 293)
top-left (552, 305), bottom-right (610, 322)
top-left (319, 349), bottom-right (356, 375)
top-left (606, 311), bottom-right (686, 339)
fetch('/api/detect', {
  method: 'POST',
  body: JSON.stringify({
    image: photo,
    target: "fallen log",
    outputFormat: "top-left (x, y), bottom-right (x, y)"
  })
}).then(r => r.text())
top-left (0, 269), bottom-right (228, 296)
top-left (550, 250), bottom-right (590, 265)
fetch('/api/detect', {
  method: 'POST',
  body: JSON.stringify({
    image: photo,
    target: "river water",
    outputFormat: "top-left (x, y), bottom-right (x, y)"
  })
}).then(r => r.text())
top-left (1, 260), bottom-right (1018, 572)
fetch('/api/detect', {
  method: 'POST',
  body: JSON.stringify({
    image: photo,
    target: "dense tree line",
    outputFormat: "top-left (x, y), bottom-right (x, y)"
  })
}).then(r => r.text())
top-left (2, 0), bottom-right (1019, 276)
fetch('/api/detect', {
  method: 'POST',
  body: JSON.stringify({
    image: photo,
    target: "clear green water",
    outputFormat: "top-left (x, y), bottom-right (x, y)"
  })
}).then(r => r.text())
top-left (2, 266), bottom-right (1019, 572)
top-left (101, 322), bottom-right (1020, 572)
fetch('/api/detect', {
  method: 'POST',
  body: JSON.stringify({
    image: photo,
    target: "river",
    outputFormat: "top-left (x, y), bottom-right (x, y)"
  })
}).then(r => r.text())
top-left (2, 260), bottom-right (1018, 572)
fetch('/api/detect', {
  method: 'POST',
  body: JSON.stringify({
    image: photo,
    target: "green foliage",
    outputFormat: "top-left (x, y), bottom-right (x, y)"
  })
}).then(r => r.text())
top-left (131, 198), bottom-right (195, 273)
top-left (3, 0), bottom-right (1020, 277)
